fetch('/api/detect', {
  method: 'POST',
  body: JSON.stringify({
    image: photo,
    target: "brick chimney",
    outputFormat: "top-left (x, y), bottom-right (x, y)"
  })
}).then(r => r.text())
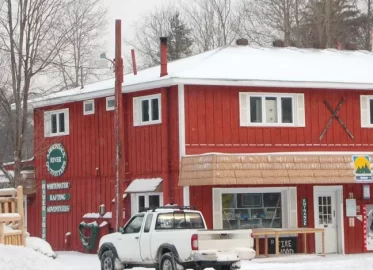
top-left (160, 37), bottom-right (168, 77)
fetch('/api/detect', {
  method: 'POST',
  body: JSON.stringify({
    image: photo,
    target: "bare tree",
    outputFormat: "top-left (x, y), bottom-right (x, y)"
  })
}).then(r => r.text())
top-left (52, 0), bottom-right (108, 90)
top-left (0, 0), bottom-right (73, 187)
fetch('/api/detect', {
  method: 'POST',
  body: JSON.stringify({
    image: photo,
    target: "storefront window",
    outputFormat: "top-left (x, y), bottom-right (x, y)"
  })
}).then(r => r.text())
top-left (222, 193), bottom-right (282, 229)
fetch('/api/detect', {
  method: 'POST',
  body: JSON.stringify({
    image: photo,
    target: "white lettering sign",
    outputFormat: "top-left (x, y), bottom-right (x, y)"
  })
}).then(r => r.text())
top-left (47, 182), bottom-right (70, 190)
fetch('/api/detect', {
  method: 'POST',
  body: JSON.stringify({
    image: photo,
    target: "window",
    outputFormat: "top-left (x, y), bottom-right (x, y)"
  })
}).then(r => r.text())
top-left (155, 212), bottom-right (205, 230)
top-left (123, 215), bottom-right (144, 234)
top-left (106, 96), bottom-right (115, 111)
top-left (132, 193), bottom-right (163, 214)
top-left (133, 94), bottom-right (161, 126)
top-left (239, 92), bottom-right (305, 127)
top-left (360, 95), bottom-right (373, 128)
top-left (214, 187), bottom-right (297, 230)
top-left (44, 109), bottom-right (69, 137)
top-left (83, 100), bottom-right (94, 115)
top-left (144, 214), bottom-right (153, 233)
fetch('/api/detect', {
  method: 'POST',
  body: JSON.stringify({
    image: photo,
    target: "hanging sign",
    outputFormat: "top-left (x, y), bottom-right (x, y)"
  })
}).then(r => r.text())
top-left (47, 205), bottom-right (71, 213)
top-left (47, 193), bottom-right (71, 201)
top-left (41, 180), bottom-right (47, 240)
top-left (46, 143), bottom-right (68, 177)
top-left (47, 182), bottom-right (70, 190)
top-left (352, 155), bottom-right (373, 182)
top-left (302, 198), bottom-right (308, 227)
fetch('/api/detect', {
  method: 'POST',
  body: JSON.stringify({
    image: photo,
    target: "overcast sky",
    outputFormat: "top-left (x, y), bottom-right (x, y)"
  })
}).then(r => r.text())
top-left (104, 0), bottom-right (173, 58)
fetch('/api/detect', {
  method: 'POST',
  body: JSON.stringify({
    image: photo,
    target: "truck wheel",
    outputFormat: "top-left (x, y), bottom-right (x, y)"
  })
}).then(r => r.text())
top-left (101, 250), bottom-right (116, 270)
top-left (160, 253), bottom-right (176, 270)
top-left (214, 265), bottom-right (232, 270)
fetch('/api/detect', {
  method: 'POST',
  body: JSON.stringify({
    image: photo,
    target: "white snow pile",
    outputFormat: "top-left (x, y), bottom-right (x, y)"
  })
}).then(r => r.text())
top-left (26, 236), bottom-right (57, 259)
top-left (0, 244), bottom-right (62, 270)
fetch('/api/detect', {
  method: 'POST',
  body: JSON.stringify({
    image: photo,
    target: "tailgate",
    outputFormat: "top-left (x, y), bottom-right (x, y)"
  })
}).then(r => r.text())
top-left (197, 229), bottom-right (253, 251)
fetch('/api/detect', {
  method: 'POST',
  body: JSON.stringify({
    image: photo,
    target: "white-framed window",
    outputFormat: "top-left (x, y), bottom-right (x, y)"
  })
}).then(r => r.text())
top-left (133, 94), bottom-right (161, 126)
top-left (360, 95), bottom-right (373, 128)
top-left (239, 92), bottom-right (305, 127)
top-left (131, 192), bottom-right (163, 214)
top-left (44, 108), bottom-right (69, 137)
top-left (106, 96), bottom-right (115, 111)
top-left (213, 187), bottom-right (297, 230)
top-left (83, 100), bottom-right (95, 115)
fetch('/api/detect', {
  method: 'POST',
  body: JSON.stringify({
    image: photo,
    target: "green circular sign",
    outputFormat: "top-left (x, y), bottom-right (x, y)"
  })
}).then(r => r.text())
top-left (46, 143), bottom-right (67, 177)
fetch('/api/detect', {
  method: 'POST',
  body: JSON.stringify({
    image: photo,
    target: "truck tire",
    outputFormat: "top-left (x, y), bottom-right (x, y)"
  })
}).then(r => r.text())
top-left (214, 265), bottom-right (234, 270)
top-left (101, 250), bottom-right (116, 270)
top-left (160, 253), bottom-right (176, 270)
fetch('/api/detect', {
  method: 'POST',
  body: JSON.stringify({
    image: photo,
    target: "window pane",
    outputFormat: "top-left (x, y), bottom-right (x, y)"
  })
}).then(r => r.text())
top-left (138, 196), bottom-right (145, 212)
top-left (124, 215), bottom-right (144, 234)
top-left (59, 113), bottom-right (65, 132)
top-left (281, 97), bottom-right (293, 123)
top-left (51, 114), bottom-right (57, 133)
top-left (149, 195), bottom-right (160, 208)
top-left (156, 213), bottom-right (174, 229)
top-left (370, 99), bottom-right (373, 124)
top-left (141, 100), bottom-right (149, 122)
top-left (250, 97), bottom-right (262, 123)
top-left (144, 214), bottom-right (153, 233)
top-left (85, 102), bottom-right (93, 112)
top-left (108, 99), bottom-right (115, 109)
top-left (184, 213), bottom-right (205, 229)
top-left (265, 97), bottom-right (278, 123)
top-left (151, 98), bottom-right (159, 121)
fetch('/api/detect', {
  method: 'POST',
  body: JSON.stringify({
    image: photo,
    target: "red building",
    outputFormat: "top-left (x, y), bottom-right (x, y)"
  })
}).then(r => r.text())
top-left (26, 38), bottom-right (373, 255)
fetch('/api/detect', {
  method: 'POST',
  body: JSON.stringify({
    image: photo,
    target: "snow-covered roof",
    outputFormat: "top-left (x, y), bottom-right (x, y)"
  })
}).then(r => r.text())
top-left (125, 178), bottom-right (163, 193)
top-left (28, 45), bottom-right (373, 108)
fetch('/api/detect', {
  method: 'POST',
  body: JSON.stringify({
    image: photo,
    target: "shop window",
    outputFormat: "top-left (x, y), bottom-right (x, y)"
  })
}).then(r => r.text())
top-left (360, 95), bottom-right (373, 127)
top-left (239, 92), bottom-right (305, 127)
top-left (44, 108), bottom-right (69, 137)
top-left (221, 192), bottom-right (283, 229)
top-left (132, 193), bottom-right (163, 213)
top-left (133, 94), bottom-right (161, 126)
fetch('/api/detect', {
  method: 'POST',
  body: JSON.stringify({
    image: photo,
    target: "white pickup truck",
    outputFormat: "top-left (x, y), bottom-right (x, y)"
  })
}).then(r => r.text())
top-left (98, 206), bottom-right (255, 270)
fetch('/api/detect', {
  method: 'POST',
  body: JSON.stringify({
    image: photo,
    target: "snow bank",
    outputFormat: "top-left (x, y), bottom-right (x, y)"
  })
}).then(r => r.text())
top-left (26, 237), bottom-right (57, 259)
top-left (0, 244), bottom-right (62, 270)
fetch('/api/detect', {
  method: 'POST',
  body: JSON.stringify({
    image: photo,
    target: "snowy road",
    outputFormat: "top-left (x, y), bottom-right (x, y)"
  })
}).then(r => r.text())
top-left (55, 252), bottom-right (373, 270)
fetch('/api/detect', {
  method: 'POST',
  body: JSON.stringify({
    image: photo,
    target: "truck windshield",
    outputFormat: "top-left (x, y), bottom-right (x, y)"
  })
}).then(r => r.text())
top-left (155, 212), bottom-right (205, 229)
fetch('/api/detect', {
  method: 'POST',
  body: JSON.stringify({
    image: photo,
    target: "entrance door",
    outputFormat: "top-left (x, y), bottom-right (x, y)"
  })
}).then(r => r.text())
top-left (314, 190), bottom-right (338, 254)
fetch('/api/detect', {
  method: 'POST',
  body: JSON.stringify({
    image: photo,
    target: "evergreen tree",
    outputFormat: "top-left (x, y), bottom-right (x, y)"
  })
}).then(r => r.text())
top-left (167, 12), bottom-right (193, 61)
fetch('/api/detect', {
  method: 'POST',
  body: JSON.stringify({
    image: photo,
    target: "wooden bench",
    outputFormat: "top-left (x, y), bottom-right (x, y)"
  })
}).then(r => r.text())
top-left (0, 186), bottom-right (25, 246)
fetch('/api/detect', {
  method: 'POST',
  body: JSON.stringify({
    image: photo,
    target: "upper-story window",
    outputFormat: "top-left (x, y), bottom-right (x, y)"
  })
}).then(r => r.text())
top-left (106, 96), bottom-right (115, 111)
top-left (44, 108), bottom-right (69, 137)
top-left (360, 95), bottom-right (373, 128)
top-left (83, 100), bottom-right (95, 115)
top-left (239, 92), bottom-right (305, 127)
top-left (133, 94), bottom-right (161, 126)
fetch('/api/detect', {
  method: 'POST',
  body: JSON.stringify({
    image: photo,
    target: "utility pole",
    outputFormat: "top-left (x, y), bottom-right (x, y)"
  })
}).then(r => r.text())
top-left (114, 19), bottom-right (124, 232)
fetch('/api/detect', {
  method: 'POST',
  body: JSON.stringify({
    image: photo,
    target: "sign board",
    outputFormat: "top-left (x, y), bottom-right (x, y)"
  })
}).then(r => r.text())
top-left (346, 199), bottom-right (357, 217)
top-left (47, 205), bottom-right (71, 213)
top-left (47, 182), bottom-right (70, 190)
top-left (268, 237), bottom-right (297, 254)
top-left (46, 143), bottom-right (68, 177)
top-left (302, 198), bottom-right (308, 227)
top-left (41, 180), bottom-right (47, 240)
top-left (352, 155), bottom-right (373, 182)
top-left (47, 193), bottom-right (71, 201)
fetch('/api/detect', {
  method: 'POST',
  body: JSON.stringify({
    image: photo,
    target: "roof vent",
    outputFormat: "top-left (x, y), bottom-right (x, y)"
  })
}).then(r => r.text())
top-left (344, 42), bottom-right (357, 51)
top-left (236, 38), bottom-right (248, 46)
top-left (273, 39), bottom-right (285, 47)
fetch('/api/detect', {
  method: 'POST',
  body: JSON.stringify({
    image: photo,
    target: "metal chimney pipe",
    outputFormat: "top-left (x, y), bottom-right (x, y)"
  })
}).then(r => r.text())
top-left (131, 49), bottom-right (137, 75)
top-left (160, 37), bottom-right (168, 77)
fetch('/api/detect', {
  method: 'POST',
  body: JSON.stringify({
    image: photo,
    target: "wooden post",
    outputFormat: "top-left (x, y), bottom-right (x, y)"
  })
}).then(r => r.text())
top-left (264, 235), bottom-right (268, 256)
top-left (255, 236), bottom-right (260, 257)
top-left (275, 232), bottom-right (279, 256)
top-left (16, 186), bottom-right (25, 246)
top-left (303, 233), bottom-right (307, 253)
top-left (322, 231), bottom-right (325, 256)
top-left (0, 221), bottom-right (4, 244)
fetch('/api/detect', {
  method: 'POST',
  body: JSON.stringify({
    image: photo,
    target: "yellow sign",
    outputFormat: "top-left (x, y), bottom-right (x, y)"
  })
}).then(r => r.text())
top-left (352, 155), bottom-right (372, 182)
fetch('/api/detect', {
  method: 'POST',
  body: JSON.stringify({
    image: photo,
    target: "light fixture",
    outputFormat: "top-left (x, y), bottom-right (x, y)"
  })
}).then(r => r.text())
top-left (363, 185), bottom-right (370, 200)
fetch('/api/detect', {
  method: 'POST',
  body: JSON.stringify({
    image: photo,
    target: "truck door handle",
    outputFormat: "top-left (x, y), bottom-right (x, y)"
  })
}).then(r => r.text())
top-left (135, 236), bottom-right (139, 240)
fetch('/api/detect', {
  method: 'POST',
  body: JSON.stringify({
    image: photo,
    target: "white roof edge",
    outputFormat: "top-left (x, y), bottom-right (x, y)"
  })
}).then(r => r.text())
top-left (26, 78), bottom-right (373, 110)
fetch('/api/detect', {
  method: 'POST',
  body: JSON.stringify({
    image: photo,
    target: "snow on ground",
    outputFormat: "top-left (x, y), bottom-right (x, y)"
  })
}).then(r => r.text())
top-left (54, 252), bottom-right (373, 270)
top-left (0, 244), bottom-right (62, 270)
top-left (26, 236), bottom-right (57, 258)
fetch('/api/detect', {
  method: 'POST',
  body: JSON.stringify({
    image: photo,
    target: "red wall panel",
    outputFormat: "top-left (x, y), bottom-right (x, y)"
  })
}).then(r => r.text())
top-left (184, 85), bottom-right (373, 154)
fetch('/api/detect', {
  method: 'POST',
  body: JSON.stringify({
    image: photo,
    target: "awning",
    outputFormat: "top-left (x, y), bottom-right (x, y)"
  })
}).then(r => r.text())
top-left (179, 154), bottom-right (364, 186)
top-left (125, 178), bottom-right (163, 193)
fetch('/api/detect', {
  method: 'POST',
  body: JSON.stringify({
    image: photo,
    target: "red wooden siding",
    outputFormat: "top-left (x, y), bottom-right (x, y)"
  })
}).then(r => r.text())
top-left (30, 86), bottom-right (182, 251)
top-left (184, 86), bottom-right (373, 154)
